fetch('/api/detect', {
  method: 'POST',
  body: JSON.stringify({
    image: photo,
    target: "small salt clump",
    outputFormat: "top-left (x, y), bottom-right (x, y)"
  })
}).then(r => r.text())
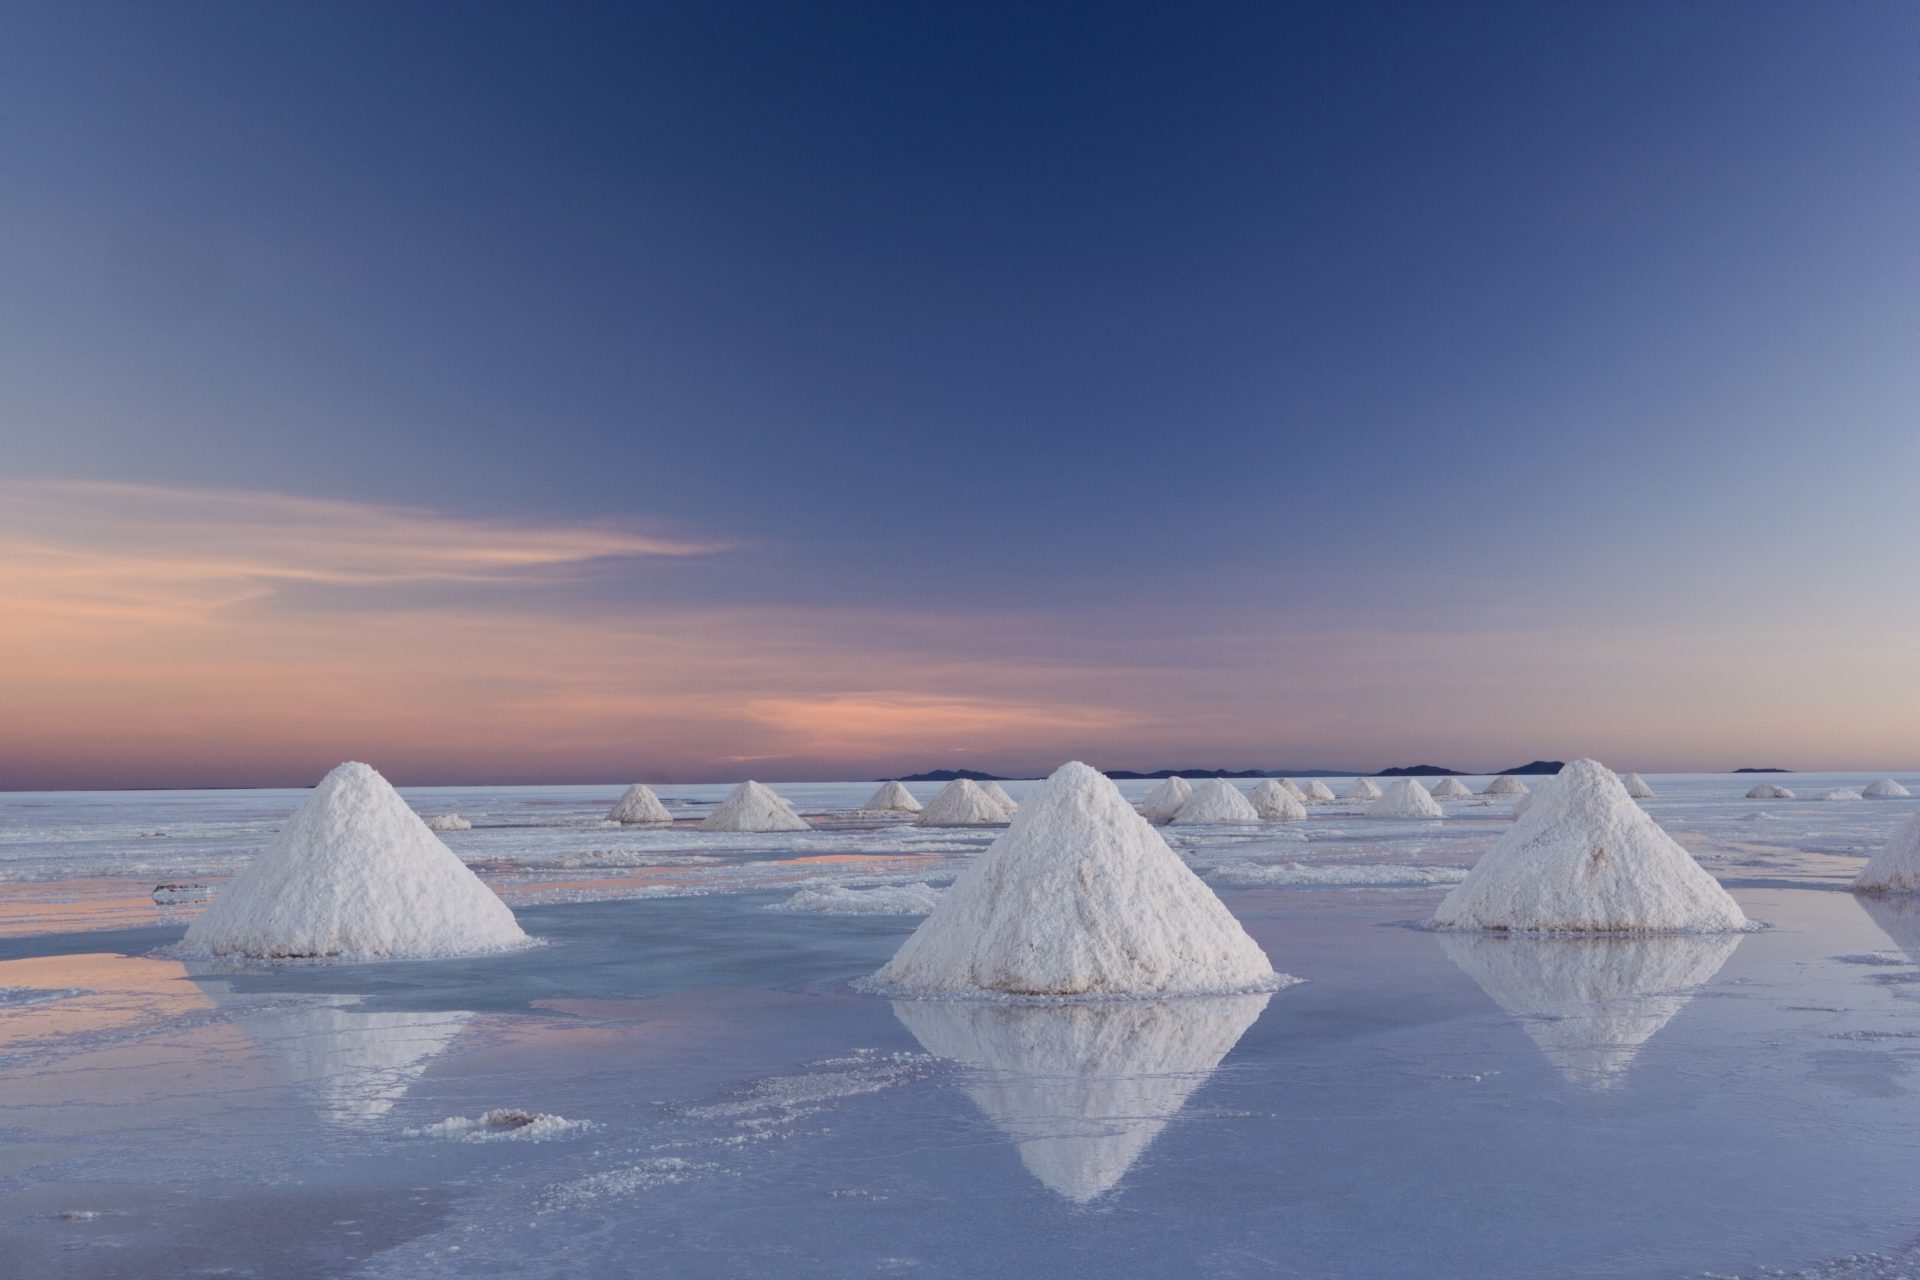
top-left (979, 780), bottom-right (1020, 813)
top-left (1136, 777), bottom-right (1193, 825)
top-left (1300, 780), bottom-right (1337, 803)
top-left (607, 785), bottom-right (672, 825)
top-left (1367, 778), bottom-right (1445, 819)
top-left (1170, 779), bottom-right (1261, 824)
top-left (917, 778), bottom-right (1011, 827)
top-left (1745, 783), bottom-right (1795, 800)
top-left (1809, 788), bottom-right (1863, 802)
top-left (1854, 812), bottom-right (1920, 894)
top-left (1864, 779), bottom-right (1911, 799)
top-left (1247, 779), bottom-right (1307, 821)
top-left (701, 781), bottom-right (811, 832)
top-left (1274, 778), bottom-right (1308, 802)
top-left (1483, 775), bottom-right (1529, 797)
top-left (1342, 777), bottom-right (1384, 802)
top-left (424, 813), bottom-right (471, 832)
top-left (1620, 772), bottom-right (1654, 799)
top-left (1429, 777), bottom-right (1473, 800)
top-left (862, 781), bottom-right (924, 813)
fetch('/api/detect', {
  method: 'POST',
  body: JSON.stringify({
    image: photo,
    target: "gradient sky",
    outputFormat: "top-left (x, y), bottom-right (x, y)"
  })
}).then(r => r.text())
top-left (2, 1), bottom-right (1917, 788)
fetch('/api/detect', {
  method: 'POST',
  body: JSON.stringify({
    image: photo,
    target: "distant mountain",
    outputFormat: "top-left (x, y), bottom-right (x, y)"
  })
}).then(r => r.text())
top-left (1733, 767), bottom-right (1793, 773)
top-left (1375, 764), bottom-right (1465, 777)
top-left (892, 769), bottom-right (1012, 782)
top-left (1499, 760), bottom-right (1565, 775)
top-left (1102, 767), bottom-right (1364, 780)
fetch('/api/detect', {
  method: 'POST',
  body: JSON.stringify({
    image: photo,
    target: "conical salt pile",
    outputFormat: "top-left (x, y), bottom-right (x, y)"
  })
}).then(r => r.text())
top-left (608, 784), bottom-right (672, 824)
top-left (702, 780), bottom-right (811, 831)
top-left (1433, 759), bottom-right (1748, 932)
top-left (1275, 778), bottom-right (1308, 802)
top-left (1512, 773), bottom-right (1556, 818)
top-left (916, 778), bottom-right (1009, 827)
top-left (979, 781), bottom-right (1020, 813)
top-left (1368, 777), bottom-right (1444, 819)
top-left (869, 762), bottom-right (1287, 997)
top-left (1248, 779), bottom-right (1307, 821)
top-left (425, 813), bottom-right (471, 832)
top-left (182, 762), bottom-right (529, 960)
top-left (1136, 776), bottom-right (1193, 824)
top-left (1300, 779), bottom-right (1337, 803)
top-left (1171, 778), bottom-right (1260, 824)
top-left (1342, 777), bottom-right (1384, 801)
top-left (1483, 775), bottom-right (1529, 797)
top-left (1621, 772), bottom-right (1654, 799)
top-left (862, 781), bottom-right (924, 813)
top-left (892, 993), bottom-right (1269, 1201)
top-left (1865, 779), bottom-right (1912, 799)
top-left (1745, 783), bottom-right (1795, 799)
top-left (1854, 812), bottom-right (1920, 894)
top-left (1430, 777), bottom-right (1473, 800)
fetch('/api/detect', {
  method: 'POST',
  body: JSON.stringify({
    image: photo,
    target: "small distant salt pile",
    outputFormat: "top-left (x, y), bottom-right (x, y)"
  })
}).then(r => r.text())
top-left (770, 883), bottom-right (942, 915)
top-left (1430, 777), bottom-right (1473, 800)
top-left (1854, 812), bottom-right (1920, 894)
top-left (1745, 783), bottom-right (1795, 800)
top-left (1433, 759), bottom-right (1747, 933)
top-left (1342, 777), bottom-right (1384, 802)
top-left (701, 781), bottom-right (811, 832)
top-left (1300, 779), bottom-right (1337, 803)
top-left (1275, 778), bottom-right (1308, 802)
top-left (1248, 779), bottom-right (1307, 821)
top-left (1135, 776), bottom-right (1193, 824)
top-left (916, 778), bottom-right (1009, 827)
top-left (182, 762), bottom-right (528, 960)
top-left (607, 784), bottom-right (672, 825)
top-left (1864, 779), bottom-right (1912, 799)
top-left (980, 781), bottom-right (1020, 813)
top-left (1483, 775), bottom-right (1529, 797)
top-left (1367, 778), bottom-right (1444, 819)
top-left (1512, 773), bottom-right (1557, 819)
top-left (862, 781), bottom-right (924, 813)
top-left (1171, 779), bottom-right (1261, 824)
top-left (1621, 772), bottom-right (1654, 799)
top-left (869, 762), bottom-right (1286, 997)
top-left (1810, 788), bottom-right (1863, 802)
top-left (425, 813), bottom-right (471, 832)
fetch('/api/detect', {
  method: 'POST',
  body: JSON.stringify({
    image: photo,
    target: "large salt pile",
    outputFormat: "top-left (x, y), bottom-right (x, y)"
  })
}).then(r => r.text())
top-left (1367, 777), bottom-right (1444, 819)
top-left (916, 778), bottom-right (1009, 826)
top-left (1745, 783), bottom-right (1795, 800)
top-left (862, 781), bottom-right (924, 813)
top-left (1433, 759), bottom-right (1747, 932)
top-left (1275, 778), bottom-right (1308, 802)
top-left (1135, 776), bottom-right (1193, 825)
top-left (425, 813), bottom-right (471, 832)
top-left (1342, 777), bottom-right (1384, 802)
top-left (701, 781), bottom-right (811, 832)
top-left (893, 993), bottom-right (1269, 1201)
top-left (1171, 779), bottom-right (1261, 824)
top-left (182, 762), bottom-right (529, 960)
top-left (1484, 775), bottom-right (1529, 797)
top-left (1865, 779), bottom-right (1912, 799)
top-left (1300, 779), bottom-right (1337, 803)
top-left (1430, 777), bottom-right (1474, 800)
top-left (1248, 779), bottom-right (1308, 821)
top-left (1621, 772), bottom-right (1655, 799)
top-left (607, 784), bottom-right (672, 825)
top-left (869, 762), bottom-right (1286, 997)
top-left (980, 781), bottom-right (1020, 813)
top-left (1854, 812), bottom-right (1920, 894)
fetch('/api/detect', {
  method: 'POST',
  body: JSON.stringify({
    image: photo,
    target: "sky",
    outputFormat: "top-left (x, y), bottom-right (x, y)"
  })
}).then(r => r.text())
top-left (2, 0), bottom-right (1916, 788)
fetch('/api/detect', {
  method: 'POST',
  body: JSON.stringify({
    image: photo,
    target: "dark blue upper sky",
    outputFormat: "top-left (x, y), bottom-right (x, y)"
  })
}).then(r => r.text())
top-left (2, 2), bottom-right (1916, 783)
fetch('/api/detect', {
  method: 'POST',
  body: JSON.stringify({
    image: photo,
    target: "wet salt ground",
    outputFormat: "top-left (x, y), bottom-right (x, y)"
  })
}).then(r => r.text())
top-left (2, 775), bottom-right (1919, 1278)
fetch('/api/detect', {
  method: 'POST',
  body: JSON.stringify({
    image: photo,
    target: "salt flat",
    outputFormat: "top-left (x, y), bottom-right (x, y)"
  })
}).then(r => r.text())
top-left (2, 773), bottom-right (1918, 1278)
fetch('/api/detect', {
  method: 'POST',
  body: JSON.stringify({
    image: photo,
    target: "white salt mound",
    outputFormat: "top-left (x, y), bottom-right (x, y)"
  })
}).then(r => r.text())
top-left (182, 762), bottom-right (529, 960)
top-left (979, 780), bottom-right (1020, 813)
top-left (1745, 783), bottom-right (1795, 800)
top-left (769, 883), bottom-right (942, 915)
top-left (1432, 758), bottom-right (1747, 933)
top-left (424, 813), bottom-right (471, 832)
top-left (701, 781), bottom-right (811, 832)
top-left (1512, 773), bottom-right (1558, 819)
top-left (1275, 778), bottom-right (1308, 802)
top-left (1810, 788), bottom-right (1863, 802)
top-left (1854, 812), bottom-right (1920, 894)
top-left (607, 784), bottom-right (672, 825)
top-left (1367, 778), bottom-right (1445, 819)
top-left (1136, 776), bottom-right (1194, 825)
top-left (1483, 775), bottom-right (1529, 797)
top-left (1620, 772), bottom-right (1654, 799)
top-left (1171, 779), bottom-right (1261, 824)
top-left (870, 761), bottom-right (1287, 998)
top-left (1430, 777), bottom-right (1474, 800)
top-left (1342, 777), bottom-right (1384, 802)
top-left (862, 781), bottom-right (924, 813)
top-left (916, 778), bottom-right (1009, 827)
top-left (1247, 779), bottom-right (1308, 821)
top-left (1300, 779), bottom-right (1337, 803)
top-left (1864, 779), bottom-right (1912, 799)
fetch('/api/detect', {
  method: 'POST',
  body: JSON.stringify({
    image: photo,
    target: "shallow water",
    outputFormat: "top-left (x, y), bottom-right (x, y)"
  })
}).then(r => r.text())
top-left (2, 773), bottom-right (1918, 1278)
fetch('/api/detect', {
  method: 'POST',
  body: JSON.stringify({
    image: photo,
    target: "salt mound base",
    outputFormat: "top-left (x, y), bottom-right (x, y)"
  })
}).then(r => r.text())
top-left (607, 784), bottom-right (672, 825)
top-left (702, 781), bottom-right (810, 832)
top-left (1621, 772), bottom-right (1654, 799)
top-left (979, 781), bottom-right (1020, 813)
top-left (1810, 788), bottom-right (1862, 801)
top-left (1483, 775), bottom-right (1529, 797)
top-left (1430, 777), bottom-right (1474, 800)
top-left (869, 762), bottom-right (1287, 997)
top-left (1865, 779), bottom-right (1912, 799)
top-left (1433, 759), bottom-right (1747, 933)
top-left (893, 993), bottom-right (1268, 1201)
top-left (862, 781), bottom-right (923, 813)
top-left (1439, 931), bottom-right (1741, 1089)
top-left (916, 778), bottom-right (1009, 827)
top-left (1248, 779), bottom-right (1307, 821)
top-left (1368, 778), bottom-right (1444, 819)
top-left (1136, 777), bottom-right (1193, 825)
top-left (425, 813), bottom-right (471, 832)
top-left (1171, 779), bottom-right (1260, 824)
top-left (1854, 812), bottom-right (1920, 894)
top-left (182, 762), bottom-right (529, 960)
top-left (1745, 783), bottom-right (1794, 799)
top-left (1300, 779), bottom-right (1337, 803)
top-left (1342, 777), bottom-right (1383, 801)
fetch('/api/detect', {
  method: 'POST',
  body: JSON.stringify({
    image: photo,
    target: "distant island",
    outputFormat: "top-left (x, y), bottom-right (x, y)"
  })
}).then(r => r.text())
top-left (1499, 760), bottom-right (1566, 775)
top-left (1374, 764), bottom-right (1466, 777)
top-left (896, 760), bottom-right (1570, 782)
top-left (1733, 767), bottom-right (1793, 773)
top-left (892, 769), bottom-right (1016, 782)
